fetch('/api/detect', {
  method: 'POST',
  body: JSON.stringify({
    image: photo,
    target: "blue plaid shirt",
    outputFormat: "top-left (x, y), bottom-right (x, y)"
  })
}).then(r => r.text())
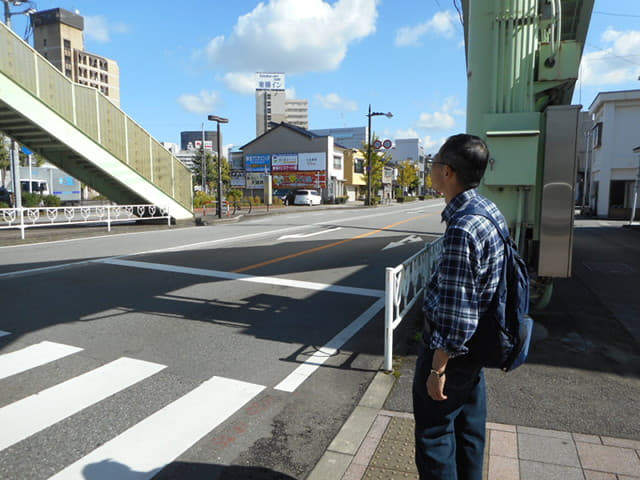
top-left (423, 189), bottom-right (506, 357)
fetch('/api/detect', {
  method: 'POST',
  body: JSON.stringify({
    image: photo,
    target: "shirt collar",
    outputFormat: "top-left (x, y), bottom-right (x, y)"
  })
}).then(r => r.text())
top-left (441, 189), bottom-right (477, 224)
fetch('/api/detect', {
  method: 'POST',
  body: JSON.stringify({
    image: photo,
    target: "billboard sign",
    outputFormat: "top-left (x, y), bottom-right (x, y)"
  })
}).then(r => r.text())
top-left (256, 72), bottom-right (285, 90)
top-left (273, 171), bottom-right (326, 189)
top-left (246, 172), bottom-right (266, 188)
top-left (245, 154), bottom-right (270, 172)
top-left (230, 170), bottom-right (246, 187)
top-left (298, 152), bottom-right (326, 171)
top-left (271, 153), bottom-right (298, 172)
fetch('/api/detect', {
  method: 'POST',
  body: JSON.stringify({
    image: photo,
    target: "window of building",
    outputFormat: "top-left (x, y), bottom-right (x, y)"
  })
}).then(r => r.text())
top-left (592, 122), bottom-right (603, 149)
top-left (63, 39), bottom-right (71, 48)
top-left (333, 156), bottom-right (342, 169)
top-left (354, 158), bottom-right (365, 174)
top-left (43, 38), bottom-right (47, 46)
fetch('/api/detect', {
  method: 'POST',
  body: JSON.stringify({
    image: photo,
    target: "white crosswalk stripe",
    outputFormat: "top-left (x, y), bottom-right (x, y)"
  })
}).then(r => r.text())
top-left (0, 341), bottom-right (83, 381)
top-left (0, 339), bottom-right (267, 480)
top-left (47, 376), bottom-right (265, 480)
top-left (0, 357), bottom-right (166, 451)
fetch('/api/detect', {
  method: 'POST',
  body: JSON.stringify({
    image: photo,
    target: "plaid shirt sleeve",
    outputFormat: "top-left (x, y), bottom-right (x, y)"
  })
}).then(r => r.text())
top-left (426, 225), bottom-right (480, 357)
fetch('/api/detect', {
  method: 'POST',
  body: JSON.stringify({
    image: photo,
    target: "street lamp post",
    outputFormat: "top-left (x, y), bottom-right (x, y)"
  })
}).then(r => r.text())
top-left (207, 115), bottom-right (229, 219)
top-left (366, 104), bottom-right (393, 206)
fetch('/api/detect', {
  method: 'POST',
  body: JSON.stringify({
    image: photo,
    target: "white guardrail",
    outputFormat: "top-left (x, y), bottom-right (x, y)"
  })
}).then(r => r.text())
top-left (0, 204), bottom-right (170, 239)
top-left (384, 236), bottom-right (444, 372)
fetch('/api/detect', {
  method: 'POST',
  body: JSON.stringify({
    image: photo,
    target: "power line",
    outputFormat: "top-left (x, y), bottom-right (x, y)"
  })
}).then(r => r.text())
top-left (586, 43), bottom-right (640, 67)
top-left (593, 11), bottom-right (640, 18)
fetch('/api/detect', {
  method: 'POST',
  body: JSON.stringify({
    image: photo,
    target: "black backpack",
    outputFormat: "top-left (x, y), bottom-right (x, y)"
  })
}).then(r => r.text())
top-left (450, 206), bottom-right (533, 372)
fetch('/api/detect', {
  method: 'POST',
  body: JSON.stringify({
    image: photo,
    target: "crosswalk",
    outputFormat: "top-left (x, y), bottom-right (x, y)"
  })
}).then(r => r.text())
top-left (0, 334), bottom-right (265, 480)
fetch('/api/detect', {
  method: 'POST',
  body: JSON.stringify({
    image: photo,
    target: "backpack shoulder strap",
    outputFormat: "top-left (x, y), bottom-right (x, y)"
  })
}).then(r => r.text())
top-left (452, 205), bottom-right (510, 243)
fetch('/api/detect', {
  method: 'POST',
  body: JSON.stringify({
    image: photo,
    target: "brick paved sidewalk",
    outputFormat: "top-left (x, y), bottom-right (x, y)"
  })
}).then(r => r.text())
top-left (343, 411), bottom-right (640, 480)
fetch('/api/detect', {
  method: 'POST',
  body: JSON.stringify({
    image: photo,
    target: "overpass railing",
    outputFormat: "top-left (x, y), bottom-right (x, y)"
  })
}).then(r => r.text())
top-left (384, 237), bottom-right (444, 371)
top-left (0, 22), bottom-right (192, 212)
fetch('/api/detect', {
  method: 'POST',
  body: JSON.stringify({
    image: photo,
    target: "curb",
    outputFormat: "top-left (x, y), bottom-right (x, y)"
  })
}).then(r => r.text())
top-left (306, 371), bottom-right (396, 480)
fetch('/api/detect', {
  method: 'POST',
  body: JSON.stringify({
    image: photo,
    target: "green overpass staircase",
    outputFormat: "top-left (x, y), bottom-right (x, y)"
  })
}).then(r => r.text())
top-left (0, 21), bottom-right (193, 219)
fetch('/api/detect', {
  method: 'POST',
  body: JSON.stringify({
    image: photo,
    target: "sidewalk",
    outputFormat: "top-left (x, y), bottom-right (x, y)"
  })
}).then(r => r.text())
top-left (308, 219), bottom-right (640, 480)
top-left (309, 371), bottom-right (640, 480)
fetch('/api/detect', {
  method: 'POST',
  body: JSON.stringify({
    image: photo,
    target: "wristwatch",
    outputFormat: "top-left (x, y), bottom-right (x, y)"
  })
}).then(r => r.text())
top-left (430, 368), bottom-right (446, 378)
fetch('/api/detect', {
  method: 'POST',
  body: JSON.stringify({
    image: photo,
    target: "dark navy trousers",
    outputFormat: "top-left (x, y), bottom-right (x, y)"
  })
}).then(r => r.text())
top-left (412, 342), bottom-right (486, 480)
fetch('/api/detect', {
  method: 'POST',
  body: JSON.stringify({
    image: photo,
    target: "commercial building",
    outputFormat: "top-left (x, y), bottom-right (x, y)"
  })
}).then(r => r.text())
top-left (180, 131), bottom-right (221, 154)
top-left (310, 127), bottom-right (366, 151)
top-left (255, 73), bottom-right (308, 136)
top-left (587, 90), bottom-right (640, 218)
top-left (389, 138), bottom-right (427, 195)
top-left (31, 8), bottom-right (121, 106)
top-left (343, 149), bottom-right (366, 202)
top-left (238, 123), bottom-right (346, 202)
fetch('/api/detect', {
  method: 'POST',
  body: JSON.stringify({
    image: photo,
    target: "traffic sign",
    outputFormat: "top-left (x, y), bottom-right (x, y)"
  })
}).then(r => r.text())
top-left (373, 140), bottom-right (382, 150)
top-left (383, 139), bottom-right (392, 149)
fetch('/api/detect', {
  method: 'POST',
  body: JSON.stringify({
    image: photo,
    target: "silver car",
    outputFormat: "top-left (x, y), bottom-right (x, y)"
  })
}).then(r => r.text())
top-left (293, 189), bottom-right (321, 206)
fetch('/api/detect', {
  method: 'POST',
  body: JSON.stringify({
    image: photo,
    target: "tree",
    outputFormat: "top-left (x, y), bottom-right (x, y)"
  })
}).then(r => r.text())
top-left (358, 135), bottom-right (391, 201)
top-left (397, 160), bottom-right (419, 193)
top-left (192, 147), bottom-right (231, 197)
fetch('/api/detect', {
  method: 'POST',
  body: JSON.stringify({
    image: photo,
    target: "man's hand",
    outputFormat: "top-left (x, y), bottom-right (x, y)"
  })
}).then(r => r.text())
top-left (427, 348), bottom-right (449, 401)
top-left (427, 372), bottom-right (447, 401)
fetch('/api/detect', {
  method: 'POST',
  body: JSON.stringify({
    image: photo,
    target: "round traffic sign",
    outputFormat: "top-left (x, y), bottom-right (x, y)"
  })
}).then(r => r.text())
top-left (373, 140), bottom-right (382, 149)
top-left (383, 139), bottom-right (392, 149)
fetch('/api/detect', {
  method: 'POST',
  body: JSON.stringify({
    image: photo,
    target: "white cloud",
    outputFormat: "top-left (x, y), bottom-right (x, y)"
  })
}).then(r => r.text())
top-left (177, 90), bottom-right (222, 114)
top-left (417, 111), bottom-right (455, 130)
top-left (198, 0), bottom-right (378, 73)
top-left (286, 87), bottom-right (297, 99)
top-left (395, 128), bottom-right (420, 139)
top-left (423, 136), bottom-right (446, 152)
top-left (84, 15), bottom-right (129, 43)
top-left (221, 72), bottom-right (256, 95)
top-left (580, 28), bottom-right (640, 86)
top-left (315, 93), bottom-right (358, 111)
top-left (395, 10), bottom-right (457, 47)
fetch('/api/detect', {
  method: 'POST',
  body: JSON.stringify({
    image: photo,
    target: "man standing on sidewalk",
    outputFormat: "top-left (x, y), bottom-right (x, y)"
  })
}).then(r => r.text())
top-left (413, 134), bottom-right (508, 480)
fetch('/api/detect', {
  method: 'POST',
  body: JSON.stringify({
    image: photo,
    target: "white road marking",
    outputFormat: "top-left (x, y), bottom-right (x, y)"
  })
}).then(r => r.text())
top-left (0, 260), bottom-right (92, 279)
top-left (0, 330), bottom-right (10, 337)
top-left (278, 227), bottom-right (341, 240)
top-left (0, 341), bottom-right (83, 381)
top-left (0, 357), bottom-right (165, 451)
top-left (382, 234), bottom-right (424, 251)
top-left (274, 297), bottom-right (385, 392)
top-left (47, 376), bottom-right (265, 480)
top-left (98, 258), bottom-right (384, 298)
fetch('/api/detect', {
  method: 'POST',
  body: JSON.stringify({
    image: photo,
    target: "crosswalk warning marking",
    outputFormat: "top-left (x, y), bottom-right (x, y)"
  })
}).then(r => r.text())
top-left (0, 341), bottom-right (83, 381)
top-left (47, 376), bottom-right (265, 480)
top-left (0, 357), bottom-right (166, 451)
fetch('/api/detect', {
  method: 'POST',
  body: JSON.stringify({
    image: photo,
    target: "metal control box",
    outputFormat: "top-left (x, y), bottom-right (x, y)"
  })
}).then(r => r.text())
top-left (538, 105), bottom-right (581, 277)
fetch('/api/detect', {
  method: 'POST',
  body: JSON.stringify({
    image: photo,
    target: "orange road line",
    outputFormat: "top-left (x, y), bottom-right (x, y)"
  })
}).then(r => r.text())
top-left (232, 213), bottom-right (435, 274)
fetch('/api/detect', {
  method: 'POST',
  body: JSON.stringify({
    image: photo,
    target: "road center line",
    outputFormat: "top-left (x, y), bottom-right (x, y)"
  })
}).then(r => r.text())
top-left (97, 258), bottom-right (384, 298)
top-left (233, 213), bottom-right (435, 273)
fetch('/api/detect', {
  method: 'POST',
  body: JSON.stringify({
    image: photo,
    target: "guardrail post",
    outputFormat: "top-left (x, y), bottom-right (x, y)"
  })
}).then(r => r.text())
top-left (107, 206), bottom-right (111, 232)
top-left (19, 208), bottom-right (25, 240)
top-left (384, 267), bottom-right (395, 372)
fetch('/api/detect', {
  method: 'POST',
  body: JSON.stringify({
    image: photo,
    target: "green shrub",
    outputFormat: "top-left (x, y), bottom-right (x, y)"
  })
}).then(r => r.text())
top-left (21, 192), bottom-right (42, 207)
top-left (336, 196), bottom-right (347, 204)
top-left (418, 195), bottom-right (425, 201)
top-left (42, 195), bottom-right (62, 207)
top-left (396, 196), bottom-right (405, 203)
top-left (0, 201), bottom-right (9, 208)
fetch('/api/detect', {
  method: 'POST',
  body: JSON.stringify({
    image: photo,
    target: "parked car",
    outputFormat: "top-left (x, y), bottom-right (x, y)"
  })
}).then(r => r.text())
top-left (293, 189), bottom-right (321, 206)
top-left (273, 188), bottom-right (295, 205)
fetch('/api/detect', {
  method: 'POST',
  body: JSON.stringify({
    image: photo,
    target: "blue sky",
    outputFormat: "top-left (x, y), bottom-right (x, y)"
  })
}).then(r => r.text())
top-left (8, 0), bottom-right (640, 155)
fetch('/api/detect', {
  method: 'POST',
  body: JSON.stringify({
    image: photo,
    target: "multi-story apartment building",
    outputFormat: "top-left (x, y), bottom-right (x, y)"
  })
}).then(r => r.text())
top-left (31, 8), bottom-right (121, 106)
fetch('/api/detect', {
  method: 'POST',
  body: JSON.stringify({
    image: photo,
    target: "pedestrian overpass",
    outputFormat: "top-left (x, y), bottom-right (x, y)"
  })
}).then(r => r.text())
top-left (0, 21), bottom-right (193, 220)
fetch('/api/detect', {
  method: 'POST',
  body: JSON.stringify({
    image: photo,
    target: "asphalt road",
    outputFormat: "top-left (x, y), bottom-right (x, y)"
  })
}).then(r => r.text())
top-left (0, 199), bottom-right (446, 480)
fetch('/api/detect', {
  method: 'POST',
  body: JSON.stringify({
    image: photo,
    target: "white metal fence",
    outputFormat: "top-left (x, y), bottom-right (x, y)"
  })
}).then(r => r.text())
top-left (384, 236), bottom-right (444, 371)
top-left (0, 204), bottom-right (170, 239)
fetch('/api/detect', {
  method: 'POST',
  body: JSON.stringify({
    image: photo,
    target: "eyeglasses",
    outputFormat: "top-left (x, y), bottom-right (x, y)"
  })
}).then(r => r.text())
top-left (426, 159), bottom-right (455, 171)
